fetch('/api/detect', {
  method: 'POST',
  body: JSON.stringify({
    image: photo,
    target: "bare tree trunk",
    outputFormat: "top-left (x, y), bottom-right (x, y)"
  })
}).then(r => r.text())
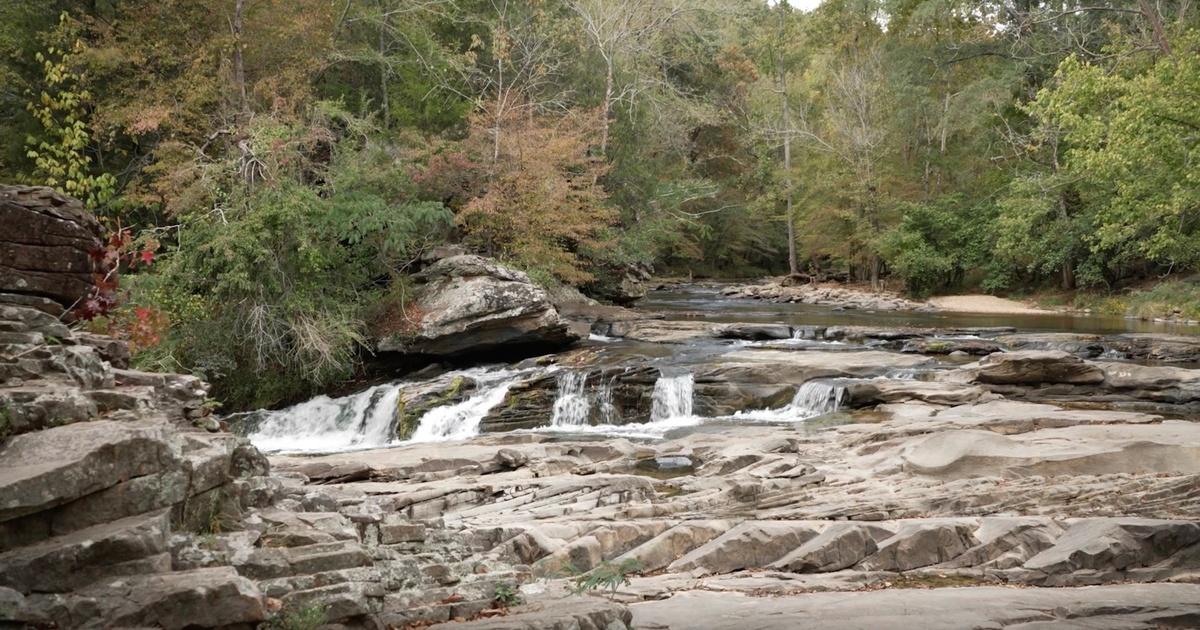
top-left (232, 0), bottom-right (249, 118)
top-left (1138, 0), bottom-right (1172, 55)
top-left (378, 0), bottom-right (391, 128)
top-left (780, 67), bottom-right (799, 277)
top-left (1058, 193), bottom-right (1076, 290)
top-left (600, 59), bottom-right (614, 156)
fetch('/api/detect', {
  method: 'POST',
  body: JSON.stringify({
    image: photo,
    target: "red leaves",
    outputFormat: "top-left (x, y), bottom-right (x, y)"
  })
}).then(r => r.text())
top-left (75, 227), bottom-right (160, 330)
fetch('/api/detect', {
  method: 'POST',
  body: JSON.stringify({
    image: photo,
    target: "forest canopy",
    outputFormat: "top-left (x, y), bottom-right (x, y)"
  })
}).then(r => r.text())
top-left (2, 0), bottom-right (1196, 408)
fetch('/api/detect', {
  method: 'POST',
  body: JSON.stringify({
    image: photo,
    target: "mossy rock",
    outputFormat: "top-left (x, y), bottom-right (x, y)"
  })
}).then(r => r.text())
top-left (394, 376), bottom-right (472, 440)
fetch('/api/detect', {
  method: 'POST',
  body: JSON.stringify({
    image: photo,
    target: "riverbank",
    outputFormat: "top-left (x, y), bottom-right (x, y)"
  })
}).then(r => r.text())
top-left (927, 294), bottom-right (1052, 315)
top-left (713, 278), bottom-right (1053, 316)
top-left (684, 275), bottom-right (1200, 323)
top-left (1031, 278), bottom-right (1200, 325)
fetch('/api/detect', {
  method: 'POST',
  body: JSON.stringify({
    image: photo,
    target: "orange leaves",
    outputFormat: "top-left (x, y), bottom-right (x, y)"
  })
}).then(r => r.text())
top-left (126, 105), bottom-right (172, 136)
top-left (456, 105), bottom-right (616, 285)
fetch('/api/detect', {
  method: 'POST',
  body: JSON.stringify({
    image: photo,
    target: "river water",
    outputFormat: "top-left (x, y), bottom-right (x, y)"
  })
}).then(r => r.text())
top-left (242, 284), bottom-right (1199, 454)
top-left (642, 284), bottom-right (1200, 334)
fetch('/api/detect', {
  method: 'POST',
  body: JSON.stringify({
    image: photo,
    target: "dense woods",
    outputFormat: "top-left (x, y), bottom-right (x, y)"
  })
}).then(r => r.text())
top-left (1, 0), bottom-right (1196, 407)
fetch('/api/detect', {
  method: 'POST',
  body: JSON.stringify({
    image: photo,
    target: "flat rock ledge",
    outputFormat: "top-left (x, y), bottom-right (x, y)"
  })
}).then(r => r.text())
top-left (0, 302), bottom-right (636, 629)
top-left (720, 280), bottom-right (930, 312)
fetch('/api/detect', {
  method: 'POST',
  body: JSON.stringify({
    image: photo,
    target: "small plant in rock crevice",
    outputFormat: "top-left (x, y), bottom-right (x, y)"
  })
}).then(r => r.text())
top-left (492, 583), bottom-right (522, 608)
top-left (566, 559), bottom-right (643, 595)
top-left (0, 402), bottom-right (13, 441)
top-left (260, 603), bottom-right (327, 630)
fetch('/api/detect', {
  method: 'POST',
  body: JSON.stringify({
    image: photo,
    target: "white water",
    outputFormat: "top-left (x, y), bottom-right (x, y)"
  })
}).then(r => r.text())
top-left (246, 383), bottom-right (403, 453)
top-left (596, 378), bottom-right (618, 424)
top-left (731, 380), bottom-right (846, 422)
top-left (651, 374), bottom-right (695, 422)
top-left (790, 381), bottom-right (846, 416)
top-left (550, 371), bottom-right (591, 426)
top-left (408, 381), bottom-right (515, 442)
top-left (246, 368), bottom-right (527, 453)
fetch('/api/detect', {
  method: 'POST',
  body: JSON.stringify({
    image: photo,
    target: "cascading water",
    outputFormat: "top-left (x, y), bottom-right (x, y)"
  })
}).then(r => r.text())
top-left (245, 383), bottom-right (403, 453)
top-left (789, 381), bottom-right (846, 416)
top-left (244, 367), bottom-right (528, 453)
top-left (550, 370), bottom-right (591, 427)
top-left (408, 381), bottom-right (515, 442)
top-left (731, 380), bottom-right (845, 422)
top-left (596, 377), bottom-right (618, 424)
top-left (651, 374), bottom-right (694, 421)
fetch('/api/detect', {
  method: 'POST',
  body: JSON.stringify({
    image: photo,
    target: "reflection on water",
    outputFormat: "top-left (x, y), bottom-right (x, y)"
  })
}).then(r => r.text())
top-left (641, 284), bottom-right (1200, 336)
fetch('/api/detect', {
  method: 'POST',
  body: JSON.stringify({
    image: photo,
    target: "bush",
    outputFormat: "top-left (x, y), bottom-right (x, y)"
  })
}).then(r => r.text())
top-left (881, 196), bottom-right (994, 298)
top-left (135, 106), bottom-right (450, 410)
top-left (1124, 279), bottom-right (1200, 321)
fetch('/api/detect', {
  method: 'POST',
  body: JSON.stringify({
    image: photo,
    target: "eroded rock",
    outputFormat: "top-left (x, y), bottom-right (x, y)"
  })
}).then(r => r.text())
top-left (376, 255), bottom-right (577, 357)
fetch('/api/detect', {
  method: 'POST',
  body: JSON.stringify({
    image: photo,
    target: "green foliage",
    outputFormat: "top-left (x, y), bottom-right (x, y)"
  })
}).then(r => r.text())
top-left (492, 583), bottom-right (522, 608)
top-left (881, 196), bottom-right (996, 297)
top-left (135, 106), bottom-right (451, 409)
top-left (569, 559), bottom-right (642, 595)
top-left (23, 14), bottom-right (115, 210)
top-left (1124, 279), bottom-right (1200, 321)
top-left (1032, 32), bottom-right (1200, 273)
top-left (261, 604), bottom-right (327, 630)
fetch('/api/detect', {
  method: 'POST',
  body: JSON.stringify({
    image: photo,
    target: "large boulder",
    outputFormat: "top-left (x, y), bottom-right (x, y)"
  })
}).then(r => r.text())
top-left (377, 255), bottom-right (577, 357)
top-left (0, 186), bottom-right (104, 317)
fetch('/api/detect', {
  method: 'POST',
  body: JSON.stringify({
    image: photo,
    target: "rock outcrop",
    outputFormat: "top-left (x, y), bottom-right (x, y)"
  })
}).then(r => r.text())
top-left (1, 301), bottom-right (633, 629)
top-left (0, 186), bottom-right (105, 318)
top-left (721, 280), bottom-right (930, 311)
top-left (0, 303), bottom-right (275, 628)
top-left (377, 255), bottom-right (578, 357)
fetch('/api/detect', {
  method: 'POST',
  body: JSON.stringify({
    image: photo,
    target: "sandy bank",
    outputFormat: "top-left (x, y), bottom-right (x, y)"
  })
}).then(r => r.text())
top-left (929, 294), bottom-right (1054, 315)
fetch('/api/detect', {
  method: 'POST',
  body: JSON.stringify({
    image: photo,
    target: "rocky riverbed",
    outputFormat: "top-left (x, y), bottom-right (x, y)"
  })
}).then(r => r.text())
top-left (5, 189), bottom-right (1200, 628)
top-left (240, 285), bottom-right (1200, 627)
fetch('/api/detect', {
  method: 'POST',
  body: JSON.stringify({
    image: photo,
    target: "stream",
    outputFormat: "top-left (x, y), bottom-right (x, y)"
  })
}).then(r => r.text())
top-left (242, 284), bottom-right (1200, 454)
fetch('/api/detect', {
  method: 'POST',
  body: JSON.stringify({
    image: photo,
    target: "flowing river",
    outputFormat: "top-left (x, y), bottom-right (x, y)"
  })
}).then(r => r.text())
top-left (241, 283), bottom-right (1199, 454)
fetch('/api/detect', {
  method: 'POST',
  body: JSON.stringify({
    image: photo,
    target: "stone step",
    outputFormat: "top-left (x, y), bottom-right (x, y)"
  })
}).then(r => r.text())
top-left (235, 540), bottom-right (373, 580)
top-left (26, 567), bottom-right (266, 629)
top-left (531, 521), bottom-right (674, 576)
top-left (0, 509), bottom-right (170, 593)
top-left (0, 419), bottom-right (177, 522)
top-left (421, 596), bottom-right (632, 630)
top-left (615, 521), bottom-right (735, 573)
top-left (667, 521), bottom-right (825, 574)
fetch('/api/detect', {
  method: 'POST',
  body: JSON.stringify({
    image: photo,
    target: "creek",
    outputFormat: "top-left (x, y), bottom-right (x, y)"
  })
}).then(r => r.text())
top-left (242, 284), bottom-right (1199, 454)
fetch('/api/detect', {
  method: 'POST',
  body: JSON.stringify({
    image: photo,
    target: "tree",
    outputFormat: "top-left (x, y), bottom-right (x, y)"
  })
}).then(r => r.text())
top-left (567, 0), bottom-right (687, 156)
top-left (23, 15), bottom-right (116, 210)
top-left (458, 106), bottom-right (615, 285)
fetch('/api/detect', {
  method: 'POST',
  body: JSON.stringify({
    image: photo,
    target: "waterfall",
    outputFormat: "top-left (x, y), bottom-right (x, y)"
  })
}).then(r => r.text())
top-left (730, 380), bottom-right (845, 422)
top-left (409, 381), bottom-right (515, 442)
top-left (245, 383), bottom-right (403, 453)
top-left (551, 370), bottom-right (591, 427)
top-left (244, 367), bottom-right (528, 453)
top-left (596, 377), bottom-right (618, 424)
top-left (651, 374), bottom-right (694, 421)
top-left (789, 381), bottom-right (846, 417)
